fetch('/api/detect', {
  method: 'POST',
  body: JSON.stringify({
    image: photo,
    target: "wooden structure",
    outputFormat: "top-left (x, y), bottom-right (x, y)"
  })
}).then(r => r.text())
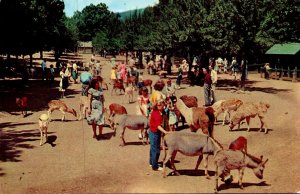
top-left (77, 41), bottom-right (93, 54)
top-left (265, 43), bottom-right (300, 82)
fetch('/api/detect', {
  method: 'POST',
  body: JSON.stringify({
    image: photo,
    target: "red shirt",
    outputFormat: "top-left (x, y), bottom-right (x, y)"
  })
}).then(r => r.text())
top-left (204, 74), bottom-right (212, 85)
top-left (150, 109), bottom-right (163, 133)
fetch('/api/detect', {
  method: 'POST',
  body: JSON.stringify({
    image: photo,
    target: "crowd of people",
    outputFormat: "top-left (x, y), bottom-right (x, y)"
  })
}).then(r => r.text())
top-left (37, 53), bottom-right (251, 172)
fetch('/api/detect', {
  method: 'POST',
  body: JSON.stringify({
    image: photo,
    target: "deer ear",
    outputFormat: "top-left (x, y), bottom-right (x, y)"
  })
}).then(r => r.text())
top-left (260, 155), bottom-right (263, 160)
top-left (263, 159), bottom-right (269, 166)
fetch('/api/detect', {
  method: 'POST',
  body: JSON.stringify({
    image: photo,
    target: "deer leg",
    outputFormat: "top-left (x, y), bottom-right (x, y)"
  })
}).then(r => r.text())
top-left (214, 162), bottom-right (219, 193)
top-left (163, 151), bottom-right (173, 178)
top-left (47, 109), bottom-right (52, 121)
top-left (203, 154), bottom-right (210, 179)
top-left (222, 110), bottom-right (228, 126)
top-left (246, 117), bottom-right (251, 132)
top-left (141, 129), bottom-right (146, 145)
top-left (45, 127), bottom-right (48, 143)
top-left (259, 116), bottom-right (268, 134)
top-left (119, 127), bottom-right (126, 146)
top-left (170, 151), bottom-right (180, 176)
top-left (195, 154), bottom-right (203, 170)
top-left (61, 110), bottom-right (66, 121)
top-left (238, 168), bottom-right (245, 189)
top-left (39, 128), bottom-right (43, 146)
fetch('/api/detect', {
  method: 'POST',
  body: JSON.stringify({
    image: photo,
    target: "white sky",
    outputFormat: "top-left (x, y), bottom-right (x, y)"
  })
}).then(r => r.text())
top-left (63, 0), bottom-right (159, 17)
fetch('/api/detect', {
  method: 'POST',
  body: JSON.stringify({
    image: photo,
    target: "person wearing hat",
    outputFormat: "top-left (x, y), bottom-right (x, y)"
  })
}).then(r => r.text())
top-left (86, 78), bottom-right (105, 140)
top-left (165, 78), bottom-right (176, 98)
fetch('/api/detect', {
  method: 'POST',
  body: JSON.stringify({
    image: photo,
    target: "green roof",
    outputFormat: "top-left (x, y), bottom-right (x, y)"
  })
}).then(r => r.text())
top-left (266, 43), bottom-right (300, 55)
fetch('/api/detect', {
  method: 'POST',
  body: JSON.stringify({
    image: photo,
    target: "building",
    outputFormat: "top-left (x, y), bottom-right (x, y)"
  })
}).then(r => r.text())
top-left (265, 43), bottom-right (300, 68)
top-left (77, 41), bottom-right (93, 54)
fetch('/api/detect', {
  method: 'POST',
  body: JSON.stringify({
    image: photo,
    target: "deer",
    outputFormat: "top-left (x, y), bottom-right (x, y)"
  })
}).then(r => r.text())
top-left (124, 85), bottom-right (137, 103)
top-left (162, 131), bottom-right (223, 179)
top-left (48, 100), bottom-right (77, 121)
top-left (16, 96), bottom-right (28, 117)
top-left (38, 113), bottom-right (50, 146)
top-left (214, 149), bottom-right (268, 192)
top-left (229, 136), bottom-right (247, 153)
top-left (111, 80), bottom-right (125, 95)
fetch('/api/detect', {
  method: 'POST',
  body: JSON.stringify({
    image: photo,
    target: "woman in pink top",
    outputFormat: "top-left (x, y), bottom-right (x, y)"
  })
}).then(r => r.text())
top-left (118, 61), bottom-right (127, 82)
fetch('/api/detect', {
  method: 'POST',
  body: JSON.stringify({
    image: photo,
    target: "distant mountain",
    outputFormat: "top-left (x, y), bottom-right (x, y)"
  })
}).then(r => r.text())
top-left (116, 8), bottom-right (145, 21)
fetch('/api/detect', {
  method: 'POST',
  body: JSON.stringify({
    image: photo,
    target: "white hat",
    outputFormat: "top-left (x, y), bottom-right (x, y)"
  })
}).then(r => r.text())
top-left (39, 113), bottom-right (49, 121)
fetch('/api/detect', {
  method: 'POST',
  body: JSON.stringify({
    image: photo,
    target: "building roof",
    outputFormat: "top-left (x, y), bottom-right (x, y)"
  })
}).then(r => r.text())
top-left (78, 41), bottom-right (93, 48)
top-left (266, 43), bottom-right (300, 55)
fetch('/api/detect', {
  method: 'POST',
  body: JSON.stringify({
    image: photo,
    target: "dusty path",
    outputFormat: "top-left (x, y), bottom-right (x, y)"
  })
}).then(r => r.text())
top-left (0, 53), bottom-right (300, 193)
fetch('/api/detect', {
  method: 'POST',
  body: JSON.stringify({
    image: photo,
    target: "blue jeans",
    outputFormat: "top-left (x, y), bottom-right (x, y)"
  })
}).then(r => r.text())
top-left (148, 129), bottom-right (161, 170)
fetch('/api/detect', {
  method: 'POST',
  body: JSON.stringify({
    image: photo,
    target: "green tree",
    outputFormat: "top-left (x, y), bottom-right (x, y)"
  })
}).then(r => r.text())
top-left (256, 0), bottom-right (300, 49)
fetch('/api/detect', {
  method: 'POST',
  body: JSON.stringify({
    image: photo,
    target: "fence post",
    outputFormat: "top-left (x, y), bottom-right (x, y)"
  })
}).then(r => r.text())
top-left (292, 67), bottom-right (298, 82)
top-left (280, 67), bottom-right (283, 80)
top-left (287, 66), bottom-right (290, 78)
top-left (274, 66), bottom-right (277, 79)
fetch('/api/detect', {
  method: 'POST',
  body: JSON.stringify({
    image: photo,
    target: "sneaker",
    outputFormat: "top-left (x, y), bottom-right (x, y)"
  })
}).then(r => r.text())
top-left (138, 133), bottom-right (143, 140)
top-left (153, 167), bottom-right (163, 171)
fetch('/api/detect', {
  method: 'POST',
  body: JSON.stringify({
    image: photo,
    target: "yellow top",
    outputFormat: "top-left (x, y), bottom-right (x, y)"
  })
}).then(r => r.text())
top-left (111, 69), bottom-right (116, 80)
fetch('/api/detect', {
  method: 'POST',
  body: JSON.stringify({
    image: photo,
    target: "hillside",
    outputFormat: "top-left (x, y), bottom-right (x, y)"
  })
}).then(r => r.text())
top-left (116, 8), bottom-right (145, 21)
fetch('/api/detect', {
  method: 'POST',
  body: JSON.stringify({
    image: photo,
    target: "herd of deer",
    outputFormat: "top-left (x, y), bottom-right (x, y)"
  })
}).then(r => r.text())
top-left (15, 76), bottom-right (271, 193)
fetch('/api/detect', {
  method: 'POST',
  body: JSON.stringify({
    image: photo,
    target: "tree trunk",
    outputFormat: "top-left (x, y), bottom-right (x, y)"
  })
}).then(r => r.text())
top-left (30, 54), bottom-right (33, 67)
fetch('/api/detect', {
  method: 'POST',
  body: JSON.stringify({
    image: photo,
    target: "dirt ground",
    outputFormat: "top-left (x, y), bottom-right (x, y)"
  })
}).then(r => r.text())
top-left (0, 53), bottom-right (300, 193)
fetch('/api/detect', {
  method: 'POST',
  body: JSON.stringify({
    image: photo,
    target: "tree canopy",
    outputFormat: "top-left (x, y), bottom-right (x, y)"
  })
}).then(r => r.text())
top-left (0, 0), bottom-right (299, 63)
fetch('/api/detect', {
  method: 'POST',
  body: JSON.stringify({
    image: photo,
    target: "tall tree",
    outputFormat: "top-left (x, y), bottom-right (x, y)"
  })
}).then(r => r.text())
top-left (256, 0), bottom-right (300, 49)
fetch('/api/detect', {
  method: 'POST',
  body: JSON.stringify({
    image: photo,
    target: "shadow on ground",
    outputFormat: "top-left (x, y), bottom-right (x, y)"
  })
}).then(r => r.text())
top-left (166, 169), bottom-right (215, 177)
top-left (217, 181), bottom-right (270, 192)
top-left (217, 79), bottom-right (292, 94)
top-left (0, 126), bottom-right (45, 164)
top-left (0, 79), bottom-right (80, 113)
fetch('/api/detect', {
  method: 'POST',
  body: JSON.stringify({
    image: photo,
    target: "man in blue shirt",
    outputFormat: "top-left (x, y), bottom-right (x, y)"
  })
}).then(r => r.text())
top-left (80, 71), bottom-right (92, 96)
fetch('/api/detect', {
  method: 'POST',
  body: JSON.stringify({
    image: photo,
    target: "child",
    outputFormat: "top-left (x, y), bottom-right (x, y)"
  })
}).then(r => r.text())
top-left (110, 66), bottom-right (117, 84)
top-left (166, 98), bottom-right (177, 131)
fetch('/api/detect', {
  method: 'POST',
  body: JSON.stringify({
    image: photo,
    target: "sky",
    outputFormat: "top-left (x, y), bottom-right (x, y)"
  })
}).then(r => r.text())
top-left (63, 0), bottom-right (159, 17)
